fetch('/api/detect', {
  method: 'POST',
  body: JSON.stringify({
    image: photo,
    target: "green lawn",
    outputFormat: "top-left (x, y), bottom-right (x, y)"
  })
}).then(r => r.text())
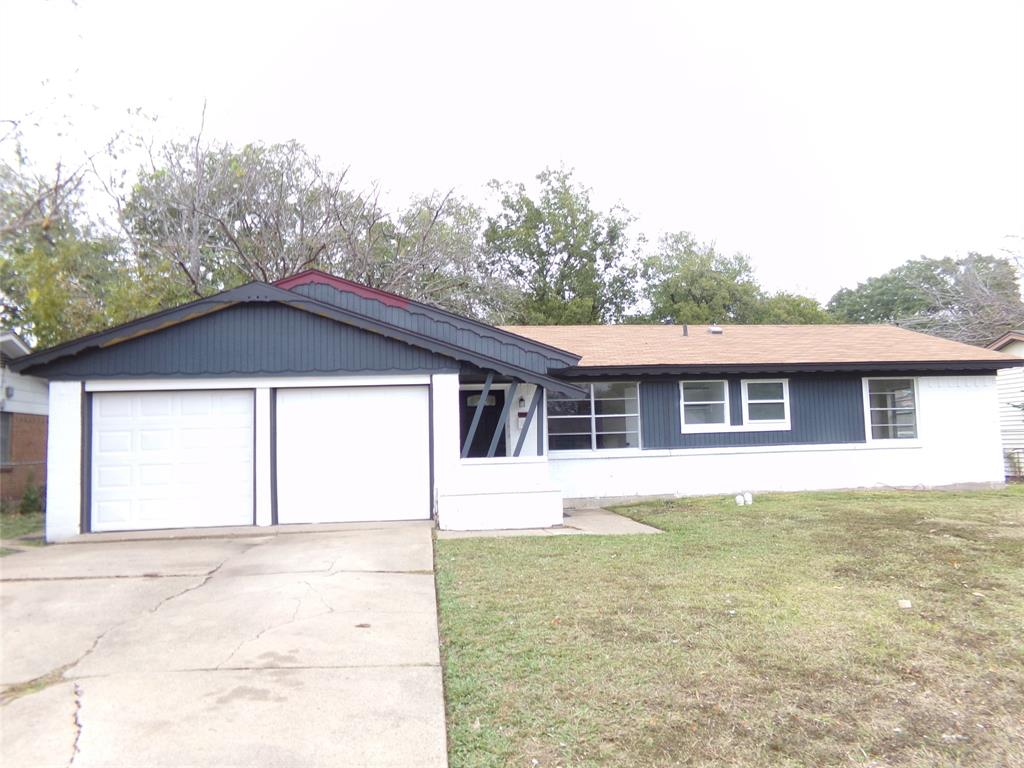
top-left (0, 511), bottom-right (44, 543)
top-left (435, 487), bottom-right (1024, 768)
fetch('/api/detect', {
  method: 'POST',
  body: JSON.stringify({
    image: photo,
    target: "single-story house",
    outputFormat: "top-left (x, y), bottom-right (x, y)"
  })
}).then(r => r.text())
top-left (987, 330), bottom-right (1024, 478)
top-left (10, 270), bottom-right (1018, 541)
top-left (1, 330), bottom-right (49, 503)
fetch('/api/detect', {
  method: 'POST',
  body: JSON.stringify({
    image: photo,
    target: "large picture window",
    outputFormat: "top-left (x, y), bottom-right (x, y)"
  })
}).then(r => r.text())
top-left (865, 378), bottom-right (917, 440)
top-left (548, 382), bottom-right (640, 451)
top-left (679, 380), bottom-right (730, 431)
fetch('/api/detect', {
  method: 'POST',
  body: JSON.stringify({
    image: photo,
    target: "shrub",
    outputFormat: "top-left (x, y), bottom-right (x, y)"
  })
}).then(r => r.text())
top-left (19, 477), bottom-right (42, 514)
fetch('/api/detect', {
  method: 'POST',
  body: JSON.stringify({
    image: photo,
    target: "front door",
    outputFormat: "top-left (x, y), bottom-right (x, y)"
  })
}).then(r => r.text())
top-left (459, 389), bottom-right (506, 458)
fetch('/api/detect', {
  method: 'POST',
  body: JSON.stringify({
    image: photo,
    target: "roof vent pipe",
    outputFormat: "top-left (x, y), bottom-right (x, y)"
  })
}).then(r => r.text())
top-left (683, 323), bottom-right (688, 337)
top-left (708, 324), bottom-right (723, 334)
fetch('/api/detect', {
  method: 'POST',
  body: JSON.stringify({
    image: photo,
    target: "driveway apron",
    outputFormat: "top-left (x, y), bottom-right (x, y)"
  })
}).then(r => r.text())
top-left (0, 523), bottom-right (447, 768)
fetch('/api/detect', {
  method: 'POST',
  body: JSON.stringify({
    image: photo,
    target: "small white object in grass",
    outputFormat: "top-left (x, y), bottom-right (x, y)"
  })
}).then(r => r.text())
top-left (735, 494), bottom-right (745, 506)
top-left (743, 492), bottom-right (753, 505)
top-left (898, 599), bottom-right (913, 610)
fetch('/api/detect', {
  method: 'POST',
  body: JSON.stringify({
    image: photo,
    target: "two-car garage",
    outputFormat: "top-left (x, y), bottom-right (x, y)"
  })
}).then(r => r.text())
top-left (15, 272), bottom-right (580, 541)
top-left (88, 384), bottom-right (431, 533)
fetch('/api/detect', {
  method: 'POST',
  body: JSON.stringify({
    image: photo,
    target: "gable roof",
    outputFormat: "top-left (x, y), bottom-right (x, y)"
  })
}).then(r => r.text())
top-left (501, 324), bottom-right (1020, 373)
top-left (276, 270), bottom-right (577, 363)
top-left (12, 280), bottom-right (583, 393)
top-left (987, 330), bottom-right (1024, 352)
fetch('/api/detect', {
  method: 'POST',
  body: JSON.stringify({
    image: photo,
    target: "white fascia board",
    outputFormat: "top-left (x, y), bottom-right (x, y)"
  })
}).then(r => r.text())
top-left (85, 375), bottom-right (431, 392)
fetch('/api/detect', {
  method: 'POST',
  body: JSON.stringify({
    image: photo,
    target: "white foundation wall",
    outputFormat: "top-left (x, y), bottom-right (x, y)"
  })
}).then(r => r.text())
top-left (431, 374), bottom-right (563, 530)
top-left (45, 381), bottom-right (83, 541)
top-left (550, 375), bottom-right (1005, 501)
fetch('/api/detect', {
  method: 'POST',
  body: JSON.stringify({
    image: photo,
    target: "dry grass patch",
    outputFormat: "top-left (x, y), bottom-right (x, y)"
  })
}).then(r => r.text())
top-left (435, 487), bottom-right (1024, 768)
top-left (0, 511), bottom-right (43, 554)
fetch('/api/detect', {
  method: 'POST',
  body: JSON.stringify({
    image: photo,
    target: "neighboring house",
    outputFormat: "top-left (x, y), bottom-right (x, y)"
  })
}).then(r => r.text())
top-left (987, 330), bottom-right (1024, 478)
top-left (10, 270), bottom-right (1017, 542)
top-left (1, 330), bottom-right (49, 503)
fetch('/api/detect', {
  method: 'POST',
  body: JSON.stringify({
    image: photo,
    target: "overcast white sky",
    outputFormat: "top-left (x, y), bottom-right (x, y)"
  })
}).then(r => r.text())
top-left (2, 0), bottom-right (1022, 301)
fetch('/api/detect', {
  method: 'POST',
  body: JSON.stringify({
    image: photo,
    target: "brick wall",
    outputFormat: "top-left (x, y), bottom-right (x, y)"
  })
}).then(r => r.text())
top-left (1, 413), bottom-right (48, 502)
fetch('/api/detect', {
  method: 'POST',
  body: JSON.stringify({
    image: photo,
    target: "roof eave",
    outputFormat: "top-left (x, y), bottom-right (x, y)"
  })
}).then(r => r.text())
top-left (555, 360), bottom-right (1020, 376)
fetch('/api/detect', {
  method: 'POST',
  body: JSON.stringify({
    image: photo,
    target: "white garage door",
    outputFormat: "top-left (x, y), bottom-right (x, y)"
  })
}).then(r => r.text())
top-left (276, 386), bottom-right (430, 524)
top-left (91, 390), bottom-right (254, 532)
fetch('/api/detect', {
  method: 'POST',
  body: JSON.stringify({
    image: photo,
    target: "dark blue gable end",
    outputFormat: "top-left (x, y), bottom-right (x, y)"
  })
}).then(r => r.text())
top-left (640, 374), bottom-right (867, 449)
top-left (34, 302), bottom-right (461, 379)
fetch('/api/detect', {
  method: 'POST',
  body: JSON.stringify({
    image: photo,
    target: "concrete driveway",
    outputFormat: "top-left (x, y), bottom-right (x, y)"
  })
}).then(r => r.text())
top-left (0, 523), bottom-right (447, 768)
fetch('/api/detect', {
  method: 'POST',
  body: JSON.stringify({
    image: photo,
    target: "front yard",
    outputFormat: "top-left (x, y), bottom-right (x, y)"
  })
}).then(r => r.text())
top-left (435, 488), bottom-right (1024, 768)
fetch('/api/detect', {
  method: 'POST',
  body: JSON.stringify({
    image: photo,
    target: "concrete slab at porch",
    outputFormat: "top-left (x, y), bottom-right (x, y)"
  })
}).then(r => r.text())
top-left (434, 507), bottom-right (661, 539)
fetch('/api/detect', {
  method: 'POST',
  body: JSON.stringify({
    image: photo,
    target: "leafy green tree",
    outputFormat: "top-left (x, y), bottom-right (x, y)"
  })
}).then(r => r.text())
top-left (751, 291), bottom-right (830, 324)
top-left (484, 169), bottom-right (638, 324)
top-left (827, 254), bottom-right (1024, 344)
top-left (0, 146), bottom-right (138, 346)
top-left (827, 259), bottom-right (946, 323)
top-left (643, 232), bottom-right (762, 323)
top-left (642, 233), bottom-right (828, 325)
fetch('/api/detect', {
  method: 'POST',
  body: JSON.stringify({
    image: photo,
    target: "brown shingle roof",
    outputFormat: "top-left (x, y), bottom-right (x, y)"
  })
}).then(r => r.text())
top-left (499, 324), bottom-right (1018, 369)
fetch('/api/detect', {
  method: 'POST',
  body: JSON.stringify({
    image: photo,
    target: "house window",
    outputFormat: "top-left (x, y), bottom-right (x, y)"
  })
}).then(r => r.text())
top-left (741, 379), bottom-right (790, 428)
top-left (865, 378), bottom-right (917, 440)
top-left (0, 412), bottom-right (11, 466)
top-left (548, 382), bottom-right (640, 451)
top-left (679, 380), bottom-right (730, 431)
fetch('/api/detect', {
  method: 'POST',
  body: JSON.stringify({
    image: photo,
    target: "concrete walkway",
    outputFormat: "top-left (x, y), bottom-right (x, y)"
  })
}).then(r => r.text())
top-left (435, 507), bottom-right (662, 539)
top-left (0, 523), bottom-right (447, 768)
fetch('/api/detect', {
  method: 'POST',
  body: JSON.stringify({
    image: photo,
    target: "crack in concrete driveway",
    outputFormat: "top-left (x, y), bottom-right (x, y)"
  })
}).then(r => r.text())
top-left (0, 522), bottom-right (447, 768)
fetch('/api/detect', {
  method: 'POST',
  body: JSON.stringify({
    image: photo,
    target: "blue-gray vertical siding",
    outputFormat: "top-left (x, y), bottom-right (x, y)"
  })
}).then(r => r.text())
top-left (640, 374), bottom-right (866, 449)
top-left (39, 303), bottom-right (461, 379)
top-left (292, 282), bottom-right (571, 373)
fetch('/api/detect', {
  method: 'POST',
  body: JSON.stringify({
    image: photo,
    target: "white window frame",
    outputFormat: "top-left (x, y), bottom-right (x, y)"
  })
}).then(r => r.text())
top-left (862, 377), bottom-right (920, 443)
top-left (679, 380), bottom-right (731, 433)
top-left (740, 378), bottom-right (791, 432)
top-left (547, 381), bottom-right (642, 452)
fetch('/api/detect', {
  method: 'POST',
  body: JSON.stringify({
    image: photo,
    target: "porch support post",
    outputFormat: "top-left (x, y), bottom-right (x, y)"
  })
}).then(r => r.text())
top-left (460, 372), bottom-right (493, 458)
top-left (487, 381), bottom-right (518, 458)
top-left (513, 386), bottom-right (544, 457)
top-left (537, 388), bottom-right (545, 455)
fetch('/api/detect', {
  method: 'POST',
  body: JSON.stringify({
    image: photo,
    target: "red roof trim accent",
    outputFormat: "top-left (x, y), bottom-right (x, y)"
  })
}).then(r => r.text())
top-left (275, 269), bottom-right (409, 309)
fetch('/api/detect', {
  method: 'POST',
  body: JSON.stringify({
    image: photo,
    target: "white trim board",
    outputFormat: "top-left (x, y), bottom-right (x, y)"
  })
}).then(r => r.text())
top-left (862, 376), bottom-right (921, 445)
top-left (739, 378), bottom-right (791, 432)
top-left (548, 441), bottom-right (920, 460)
top-left (85, 375), bottom-right (432, 392)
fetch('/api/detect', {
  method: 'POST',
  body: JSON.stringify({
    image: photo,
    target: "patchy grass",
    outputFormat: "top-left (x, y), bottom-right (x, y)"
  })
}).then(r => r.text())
top-left (0, 511), bottom-right (44, 543)
top-left (436, 487), bottom-right (1024, 768)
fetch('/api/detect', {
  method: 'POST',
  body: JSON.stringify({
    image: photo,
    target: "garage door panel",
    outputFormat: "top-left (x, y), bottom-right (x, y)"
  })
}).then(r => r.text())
top-left (276, 386), bottom-right (430, 524)
top-left (95, 500), bottom-right (130, 524)
top-left (91, 390), bottom-right (254, 532)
